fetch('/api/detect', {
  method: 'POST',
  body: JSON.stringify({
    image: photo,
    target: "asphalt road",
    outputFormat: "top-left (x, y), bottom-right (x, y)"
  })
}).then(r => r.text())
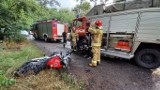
top-left (33, 40), bottom-right (160, 90)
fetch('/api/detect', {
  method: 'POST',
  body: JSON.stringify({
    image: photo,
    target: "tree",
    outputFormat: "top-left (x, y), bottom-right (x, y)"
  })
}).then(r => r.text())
top-left (55, 9), bottom-right (75, 27)
top-left (37, 0), bottom-right (60, 7)
top-left (0, 0), bottom-right (39, 40)
top-left (0, 0), bottom-right (76, 41)
top-left (73, 1), bottom-right (91, 16)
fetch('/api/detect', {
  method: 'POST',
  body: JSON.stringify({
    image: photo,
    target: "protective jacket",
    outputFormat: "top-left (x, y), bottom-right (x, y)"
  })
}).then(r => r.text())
top-left (70, 32), bottom-right (79, 42)
top-left (89, 25), bottom-right (103, 47)
top-left (70, 31), bottom-right (79, 50)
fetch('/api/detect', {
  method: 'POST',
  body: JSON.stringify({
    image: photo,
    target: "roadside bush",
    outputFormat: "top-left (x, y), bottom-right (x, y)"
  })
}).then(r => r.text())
top-left (0, 77), bottom-right (16, 87)
top-left (0, 70), bottom-right (16, 88)
top-left (4, 33), bottom-right (27, 43)
top-left (13, 34), bottom-right (27, 43)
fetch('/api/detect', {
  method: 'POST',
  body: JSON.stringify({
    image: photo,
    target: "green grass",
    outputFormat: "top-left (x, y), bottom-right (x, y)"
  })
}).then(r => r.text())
top-left (0, 42), bottom-right (84, 90)
top-left (0, 42), bottom-right (43, 89)
top-left (58, 70), bottom-right (85, 90)
top-left (0, 43), bottom-right (43, 75)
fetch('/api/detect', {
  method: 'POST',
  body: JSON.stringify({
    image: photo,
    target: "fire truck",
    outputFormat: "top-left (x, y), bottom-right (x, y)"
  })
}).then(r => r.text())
top-left (32, 19), bottom-right (68, 42)
top-left (72, 1), bottom-right (160, 69)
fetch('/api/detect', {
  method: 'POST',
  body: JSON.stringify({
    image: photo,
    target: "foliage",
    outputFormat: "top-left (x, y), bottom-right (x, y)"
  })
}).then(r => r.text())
top-left (0, 0), bottom-right (66, 41)
top-left (12, 34), bottom-right (27, 43)
top-left (0, 42), bottom-right (43, 88)
top-left (0, 75), bottom-right (16, 88)
top-left (0, 0), bottom-right (39, 40)
top-left (37, 0), bottom-right (60, 7)
top-left (56, 9), bottom-right (76, 27)
top-left (0, 0), bottom-right (93, 41)
top-left (73, 1), bottom-right (91, 16)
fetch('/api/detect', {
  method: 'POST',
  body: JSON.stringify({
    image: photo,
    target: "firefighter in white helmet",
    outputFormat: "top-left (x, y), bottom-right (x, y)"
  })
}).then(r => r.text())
top-left (70, 27), bottom-right (79, 51)
top-left (88, 20), bottom-right (103, 67)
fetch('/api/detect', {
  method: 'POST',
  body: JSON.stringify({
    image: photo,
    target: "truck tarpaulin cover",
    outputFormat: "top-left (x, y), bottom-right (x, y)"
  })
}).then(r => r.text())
top-left (86, 0), bottom-right (160, 16)
top-left (105, 0), bottom-right (160, 12)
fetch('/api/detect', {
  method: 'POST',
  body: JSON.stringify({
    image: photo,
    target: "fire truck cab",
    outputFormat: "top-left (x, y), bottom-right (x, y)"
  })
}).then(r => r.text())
top-left (71, 17), bottom-right (91, 51)
top-left (72, 17), bottom-right (90, 36)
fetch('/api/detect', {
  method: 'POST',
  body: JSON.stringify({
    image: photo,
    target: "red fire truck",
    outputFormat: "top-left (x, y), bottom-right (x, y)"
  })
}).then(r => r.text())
top-left (72, 8), bottom-right (160, 69)
top-left (32, 19), bottom-right (68, 42)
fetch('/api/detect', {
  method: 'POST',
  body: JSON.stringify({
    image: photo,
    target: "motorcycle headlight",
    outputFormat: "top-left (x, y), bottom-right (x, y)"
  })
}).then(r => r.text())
top-left (50, 64), bottom-right (53, 68)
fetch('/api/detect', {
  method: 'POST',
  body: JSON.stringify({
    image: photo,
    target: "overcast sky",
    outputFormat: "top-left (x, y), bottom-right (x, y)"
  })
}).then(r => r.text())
top-left (58, 0), bottom-right (79, 9)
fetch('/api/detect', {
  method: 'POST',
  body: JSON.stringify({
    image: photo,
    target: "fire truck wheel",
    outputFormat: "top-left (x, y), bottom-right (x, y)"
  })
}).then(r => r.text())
top-left (44, 36), bottom-right (48, 42)
top-left (135, 48), bottom-right (160, 69)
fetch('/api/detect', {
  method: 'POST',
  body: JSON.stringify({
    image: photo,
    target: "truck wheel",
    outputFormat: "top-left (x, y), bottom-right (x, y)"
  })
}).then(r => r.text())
top-left (44, 36), bottom-right (48, 42)
top-left (135, 48), bottom-right (160, 69)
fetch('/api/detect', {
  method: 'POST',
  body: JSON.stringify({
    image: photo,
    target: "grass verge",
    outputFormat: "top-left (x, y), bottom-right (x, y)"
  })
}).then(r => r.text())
top-left (0, 41), bottom-right (84, 90)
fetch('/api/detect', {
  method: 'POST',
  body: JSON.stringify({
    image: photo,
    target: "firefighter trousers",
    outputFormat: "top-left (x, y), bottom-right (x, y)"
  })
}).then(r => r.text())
top-left (72, 41), bottom-right (77, 50)
top-left (91, 46), bottom-right (100, 66)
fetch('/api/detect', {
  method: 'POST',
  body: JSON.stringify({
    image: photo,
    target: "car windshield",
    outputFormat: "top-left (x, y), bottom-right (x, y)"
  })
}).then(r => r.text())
top-left (73, 20), bottom-right (82, 27)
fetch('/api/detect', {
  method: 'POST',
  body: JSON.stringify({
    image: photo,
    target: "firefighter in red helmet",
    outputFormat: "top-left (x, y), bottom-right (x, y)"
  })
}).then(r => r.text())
top-left (88, 19), bottom-right (103, 67)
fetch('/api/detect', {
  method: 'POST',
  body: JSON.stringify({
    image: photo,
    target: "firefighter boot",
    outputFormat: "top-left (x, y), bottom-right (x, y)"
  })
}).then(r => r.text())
top-left (97, 61), bottom-right (100, 65)
top-left (89, 62), bottom-right (97, 67)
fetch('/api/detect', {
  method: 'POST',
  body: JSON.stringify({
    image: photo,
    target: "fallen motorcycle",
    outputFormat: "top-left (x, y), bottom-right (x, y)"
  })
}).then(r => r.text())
top-left (47, 51), bottom-right (71, 69)
top-left (14, 51), bottom-right (71, 77)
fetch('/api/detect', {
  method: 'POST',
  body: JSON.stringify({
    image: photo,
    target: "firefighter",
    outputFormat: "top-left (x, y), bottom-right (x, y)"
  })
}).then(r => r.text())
top-left (88, 20), bottom-right (103, 67)
top-left (70, 27), bottom-right (79, 51)
top-left (62, 31), bottom-right (67, 48)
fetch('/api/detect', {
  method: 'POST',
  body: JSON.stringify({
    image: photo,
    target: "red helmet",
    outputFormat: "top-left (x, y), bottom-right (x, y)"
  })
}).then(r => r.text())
top-left (95, 19), bottom-right (102, 26)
